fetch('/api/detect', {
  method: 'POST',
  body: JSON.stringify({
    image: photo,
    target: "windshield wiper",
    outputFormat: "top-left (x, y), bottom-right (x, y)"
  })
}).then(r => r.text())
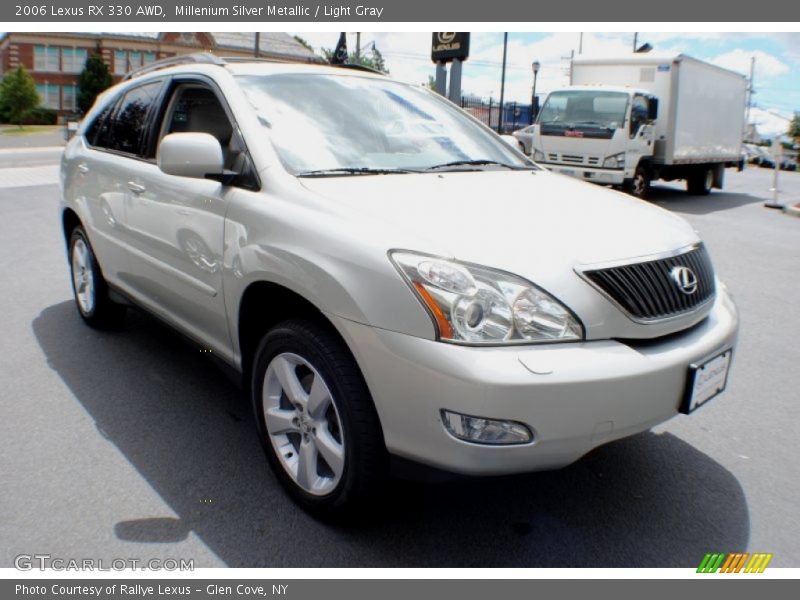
top-left (296, 167), bottom-right (422, 177)
top-left (425, 159), bottom-right (533, 171)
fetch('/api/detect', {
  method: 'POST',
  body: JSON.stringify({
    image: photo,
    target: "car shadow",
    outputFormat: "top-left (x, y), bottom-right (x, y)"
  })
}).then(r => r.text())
top-left (33, 301), bottom-right (750, 567)
top-left (645, 185), bottom-right (766, 215)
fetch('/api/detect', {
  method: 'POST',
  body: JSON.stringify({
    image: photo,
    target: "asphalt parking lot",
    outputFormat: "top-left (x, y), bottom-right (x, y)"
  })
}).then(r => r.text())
top-left (0, 143), bottom-right (798, 567)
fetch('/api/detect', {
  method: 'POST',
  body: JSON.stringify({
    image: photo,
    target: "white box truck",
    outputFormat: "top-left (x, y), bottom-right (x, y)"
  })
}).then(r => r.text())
top-left (529, 54), bottom-right (747, 197)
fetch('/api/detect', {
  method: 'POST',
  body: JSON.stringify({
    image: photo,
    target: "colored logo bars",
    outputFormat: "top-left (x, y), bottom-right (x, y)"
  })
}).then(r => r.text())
top-left (697, 553), bottom-right (773, 573)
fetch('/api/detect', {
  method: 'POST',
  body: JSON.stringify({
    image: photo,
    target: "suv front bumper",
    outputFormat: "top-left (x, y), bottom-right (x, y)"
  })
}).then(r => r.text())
top-left (330, 287), bottom-right (738, 475)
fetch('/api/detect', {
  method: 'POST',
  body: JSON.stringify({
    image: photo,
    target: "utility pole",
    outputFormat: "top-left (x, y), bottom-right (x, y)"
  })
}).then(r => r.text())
top-left (498, 33), bottom-right (508, 133)
top-left (745, 55), bottom-right (756, 127)
top-left (355, 32), bottom-right (361, 61)
top-left (579, 32), bottom-right (583, 54)
top-left (633, 32), bottom-right (638, 52)
top-left (254, 32), bottom-right (260, 57)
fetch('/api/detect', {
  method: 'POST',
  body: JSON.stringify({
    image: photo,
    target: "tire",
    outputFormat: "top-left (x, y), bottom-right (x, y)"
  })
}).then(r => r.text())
top-left (68, 226), bottom-right (126, 329)
top-left (626, 166), bottom-right (650, 199)
top-left (251, 319), bottom-right (387, 520)
top-left (687, 167), bottom-right (713, 196)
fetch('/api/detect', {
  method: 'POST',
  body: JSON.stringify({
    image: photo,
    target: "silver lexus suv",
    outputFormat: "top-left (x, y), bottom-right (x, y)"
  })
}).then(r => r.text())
top-left (60, 54), bottom-right (738, 518)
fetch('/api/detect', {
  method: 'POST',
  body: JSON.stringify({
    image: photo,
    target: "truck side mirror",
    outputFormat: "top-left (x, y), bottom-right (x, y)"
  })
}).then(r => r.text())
top-left (648, 97), bottom-right (659, 121)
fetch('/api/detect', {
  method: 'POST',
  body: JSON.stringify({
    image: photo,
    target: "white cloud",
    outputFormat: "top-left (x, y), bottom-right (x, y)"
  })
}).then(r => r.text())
top-left (750, 107), bottom-right (792, 137)
top-left (290, 33), bottom-right (797, 122)
top-left (710, 49), bottom-right (789, 78)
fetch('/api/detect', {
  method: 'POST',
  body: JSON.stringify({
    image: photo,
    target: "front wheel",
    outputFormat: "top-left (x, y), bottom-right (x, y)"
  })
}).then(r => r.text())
top-left (251, 319), bottom-right (387, 519)
top-left (626, 166), bottom-right (650, 199)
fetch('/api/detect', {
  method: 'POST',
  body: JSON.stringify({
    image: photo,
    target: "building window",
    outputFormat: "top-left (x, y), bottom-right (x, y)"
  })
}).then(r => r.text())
top-left (36, 83), bottom-right (60, 110)
top-left (62, 48), bottom-right (87, 73)
top-left (62, 85), bottom-right (77, 111)
top-left (113, 50), bottom-right (151, 75)
top-left (114, 50), bottom-right (127, 75)
top-left (34, 46), bottom-right (60, 72)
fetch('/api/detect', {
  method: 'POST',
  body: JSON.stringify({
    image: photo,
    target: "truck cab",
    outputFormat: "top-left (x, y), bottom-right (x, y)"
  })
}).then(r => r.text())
top-left (528, 54), bottom-right (747, 198)
top-left (530, 85), bottom-right (658, 190)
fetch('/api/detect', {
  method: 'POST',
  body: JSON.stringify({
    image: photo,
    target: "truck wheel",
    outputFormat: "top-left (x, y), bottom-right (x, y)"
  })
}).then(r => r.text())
top-left (687, 168), bottom-right (713, 195)
top-left (627, 166), bottom-right (650, 199)
top-left (68, 226), bottom-right (126, 329)
top-left (251, 319), bottom-right (387, 520)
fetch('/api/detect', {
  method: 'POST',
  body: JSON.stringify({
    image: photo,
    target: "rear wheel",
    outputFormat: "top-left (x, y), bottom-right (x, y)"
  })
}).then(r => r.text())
top-left (68, 226), bottom-right (126, 329)
top-left (687, 167), bottom-right (713, 195)
top-left (251, 319), bottom-right (387, 519)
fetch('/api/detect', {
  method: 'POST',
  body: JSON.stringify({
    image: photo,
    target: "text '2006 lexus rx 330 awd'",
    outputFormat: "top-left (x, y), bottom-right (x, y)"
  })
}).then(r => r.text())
top-left (60, 55), bottom-right (738, 518)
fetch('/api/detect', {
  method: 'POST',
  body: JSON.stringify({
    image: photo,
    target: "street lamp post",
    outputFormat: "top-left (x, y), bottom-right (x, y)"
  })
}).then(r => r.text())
top-left (531, 60), bottom-right (541, 124)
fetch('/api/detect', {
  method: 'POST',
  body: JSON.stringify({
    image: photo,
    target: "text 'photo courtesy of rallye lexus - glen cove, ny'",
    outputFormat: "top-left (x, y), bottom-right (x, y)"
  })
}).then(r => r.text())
top-left (60, 52), bottom-right (738, 519)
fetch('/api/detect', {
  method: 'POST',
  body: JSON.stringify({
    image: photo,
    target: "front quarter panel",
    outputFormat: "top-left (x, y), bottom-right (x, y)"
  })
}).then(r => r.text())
top-left (223, 183), bottom-right (436, 368)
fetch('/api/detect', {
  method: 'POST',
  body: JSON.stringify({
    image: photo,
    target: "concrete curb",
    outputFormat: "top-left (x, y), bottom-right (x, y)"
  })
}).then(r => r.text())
top-left (0, 146), bottom-right (64, 154)
top-left (783, 204), bottom-right (800, 218)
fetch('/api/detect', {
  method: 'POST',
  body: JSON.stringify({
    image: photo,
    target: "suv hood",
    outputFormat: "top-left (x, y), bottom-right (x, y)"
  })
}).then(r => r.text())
top-left (299, 169), bottom-right (703, 339)
top-left (299, 169), bottom-right (697, 268)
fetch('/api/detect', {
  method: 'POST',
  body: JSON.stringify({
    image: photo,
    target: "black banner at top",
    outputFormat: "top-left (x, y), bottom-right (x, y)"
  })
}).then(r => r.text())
top-left (2, 0), bottom-right (800, 21)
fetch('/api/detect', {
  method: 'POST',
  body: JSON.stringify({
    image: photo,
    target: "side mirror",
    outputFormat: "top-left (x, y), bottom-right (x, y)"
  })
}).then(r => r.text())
top-left (648, 97), bottom-right (659, 121)
top-left (158, 132), bottom-right (224, 180)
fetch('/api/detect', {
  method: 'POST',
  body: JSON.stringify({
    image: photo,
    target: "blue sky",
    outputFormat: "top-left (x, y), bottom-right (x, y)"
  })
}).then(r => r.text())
top-left (293, 32), bottom-right (800, 136)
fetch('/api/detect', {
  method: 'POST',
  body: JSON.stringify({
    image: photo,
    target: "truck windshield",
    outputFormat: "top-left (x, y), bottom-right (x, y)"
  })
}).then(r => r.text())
top-left (538, 90), bottom-right (629, 131)
top-left (235, 72), bottom-right (535, 175)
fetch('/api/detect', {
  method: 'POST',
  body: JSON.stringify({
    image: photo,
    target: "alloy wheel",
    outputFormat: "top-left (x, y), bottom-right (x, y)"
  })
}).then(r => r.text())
top-left (71, 238), bottom-right (95, 315)
top-left (262, 352), bottom-right (346, 496)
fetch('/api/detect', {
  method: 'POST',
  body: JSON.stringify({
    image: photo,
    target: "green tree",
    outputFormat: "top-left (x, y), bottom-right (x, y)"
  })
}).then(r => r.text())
top-left (0, 64), bottom-right (39, 127)
top-left (322, 42), bottom-right (390, 74)
top-left (426, 75), bottom-right (436, 90)
top-left (77, 53), bottom-right (113, 115)
top-left (293, 35), bottom-right (314, 53)
top-left (789, 111), bottom-right (800, 145)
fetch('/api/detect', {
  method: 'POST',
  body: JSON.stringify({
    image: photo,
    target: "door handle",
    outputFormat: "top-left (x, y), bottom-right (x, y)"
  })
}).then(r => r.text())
top-left (127, 182), bottom-right (146, 194)
top-left (77, 163), bottom-right (89, 174)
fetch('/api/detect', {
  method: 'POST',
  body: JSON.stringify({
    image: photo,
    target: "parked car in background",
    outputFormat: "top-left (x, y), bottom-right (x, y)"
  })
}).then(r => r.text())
top-left (512, 124), bottom-right (535, 154)
top-left (60, 54), bottom-right (739, 519)
top-left (742, 143), bottom-right (761, 165)
top-left (748, 144), bottom-right (776, 168)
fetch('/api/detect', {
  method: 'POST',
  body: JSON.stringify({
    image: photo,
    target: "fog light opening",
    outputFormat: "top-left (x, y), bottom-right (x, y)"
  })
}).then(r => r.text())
top-left (441, 410), bottom-right (534, 445)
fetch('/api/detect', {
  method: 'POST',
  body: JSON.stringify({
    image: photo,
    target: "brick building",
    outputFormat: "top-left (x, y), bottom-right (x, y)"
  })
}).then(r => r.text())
top-left (0, 32), bottom-right (318, 117)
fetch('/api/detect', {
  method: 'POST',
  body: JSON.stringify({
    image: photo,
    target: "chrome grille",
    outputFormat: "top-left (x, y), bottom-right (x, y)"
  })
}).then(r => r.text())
top-left (582, 245), bottom-right (716, 321)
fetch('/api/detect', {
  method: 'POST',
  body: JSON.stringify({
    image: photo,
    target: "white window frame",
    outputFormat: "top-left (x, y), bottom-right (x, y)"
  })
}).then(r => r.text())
top-left (62, 47), bottom-right (87, 73)
top-left (114, 49), bottom-right (128, 75)
top-left (34, 45), bottom-right (60, 72)
top-left (36, 83), bottom-right (60, 110)
top-left (62, 84), bottom-right (77, 111)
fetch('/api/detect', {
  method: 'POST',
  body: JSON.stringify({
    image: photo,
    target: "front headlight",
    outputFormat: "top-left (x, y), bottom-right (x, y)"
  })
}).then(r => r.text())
top-left (390, 251), bottom-right (583, 345)
top-left (602, 153), bottom-right (625, 169)
top-left (533, 149), bottom-right (545, 162)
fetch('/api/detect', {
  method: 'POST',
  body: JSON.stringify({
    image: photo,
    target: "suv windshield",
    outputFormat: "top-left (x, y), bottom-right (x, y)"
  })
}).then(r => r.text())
top-left (538, 90), bottom-right (629, 131)
top-left (235, 73), bottom-right (534, 175)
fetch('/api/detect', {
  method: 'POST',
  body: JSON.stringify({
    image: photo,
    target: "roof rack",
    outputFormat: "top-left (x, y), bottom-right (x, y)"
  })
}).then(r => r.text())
top-left (123, 52), bottom-right (226, 80)
top-left (122, 53), bottom-right (383, 81)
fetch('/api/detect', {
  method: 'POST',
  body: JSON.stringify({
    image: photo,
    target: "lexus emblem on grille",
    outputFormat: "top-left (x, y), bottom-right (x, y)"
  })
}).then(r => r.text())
top-left (670, 266), bottom-right (698, 295)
